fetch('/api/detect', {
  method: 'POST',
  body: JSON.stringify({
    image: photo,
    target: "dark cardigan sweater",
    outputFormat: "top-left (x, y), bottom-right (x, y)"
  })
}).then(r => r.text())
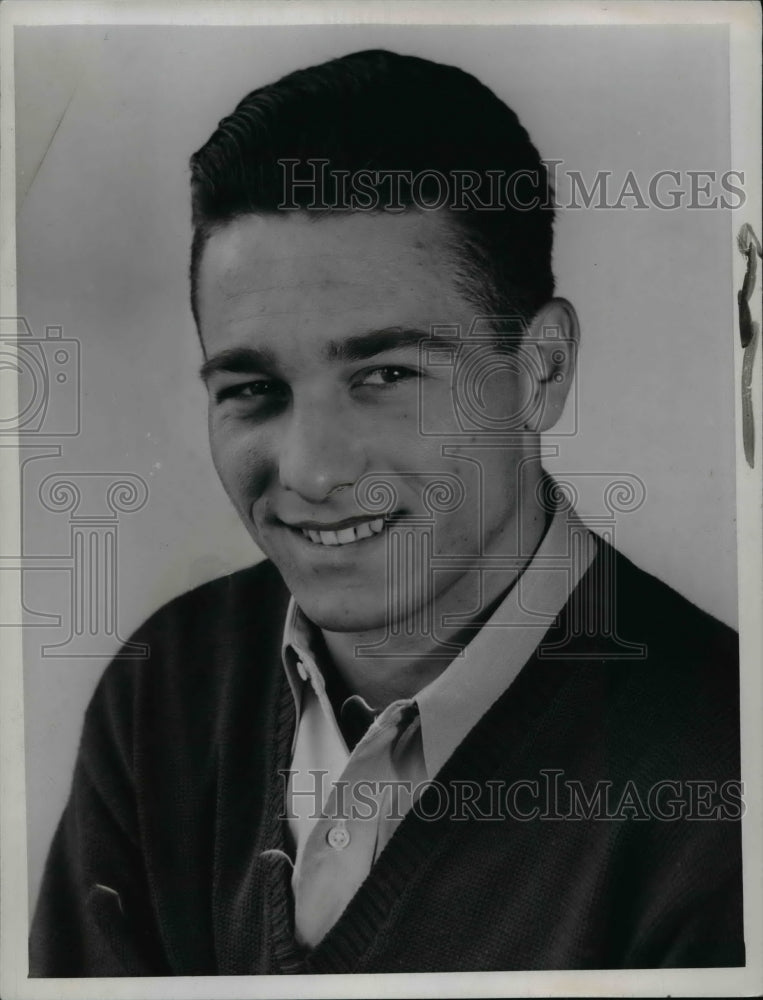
top-left (29, 542), bottom-right (744, 975)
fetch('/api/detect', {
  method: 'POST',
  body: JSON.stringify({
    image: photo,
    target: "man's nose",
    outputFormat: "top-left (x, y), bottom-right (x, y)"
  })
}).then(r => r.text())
top-left (277, 402), bottom-right (365, 503)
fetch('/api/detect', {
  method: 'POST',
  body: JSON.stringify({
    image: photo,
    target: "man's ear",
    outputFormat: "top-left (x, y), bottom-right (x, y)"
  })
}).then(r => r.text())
top-left (521, 297), bottom-right (580, 433)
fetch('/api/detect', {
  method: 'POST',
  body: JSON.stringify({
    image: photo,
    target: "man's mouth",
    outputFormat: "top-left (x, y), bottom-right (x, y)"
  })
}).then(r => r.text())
top-left (277, 509), bottom-right (405, 548)
top-left (298, 517), bottom-right (386, 547)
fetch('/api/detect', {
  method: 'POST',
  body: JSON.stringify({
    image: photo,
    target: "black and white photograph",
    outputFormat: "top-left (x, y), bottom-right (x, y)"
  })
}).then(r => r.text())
top-left (0, 1), bottom-right (761, 997)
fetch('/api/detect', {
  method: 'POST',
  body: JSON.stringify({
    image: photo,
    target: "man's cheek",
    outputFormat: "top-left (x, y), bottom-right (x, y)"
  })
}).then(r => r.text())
top-left (210, 429), bottom-right (272, 512)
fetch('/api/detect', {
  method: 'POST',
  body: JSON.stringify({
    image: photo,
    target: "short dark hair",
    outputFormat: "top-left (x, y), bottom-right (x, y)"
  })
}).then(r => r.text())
top-left (189, 48), bottom-right (555, 331)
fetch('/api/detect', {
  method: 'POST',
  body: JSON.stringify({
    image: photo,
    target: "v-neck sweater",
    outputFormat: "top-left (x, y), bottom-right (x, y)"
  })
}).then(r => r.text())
top-left (29, 540), bottom-right (744, 975)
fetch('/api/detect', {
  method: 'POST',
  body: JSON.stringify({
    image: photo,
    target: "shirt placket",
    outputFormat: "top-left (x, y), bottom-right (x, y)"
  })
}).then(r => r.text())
top-left (292, 700), bottom-right (416, 948)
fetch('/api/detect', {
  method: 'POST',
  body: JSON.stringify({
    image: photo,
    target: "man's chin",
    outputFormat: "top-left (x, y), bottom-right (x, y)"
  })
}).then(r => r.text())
top-left (290, 593), bottom-right (393, 635)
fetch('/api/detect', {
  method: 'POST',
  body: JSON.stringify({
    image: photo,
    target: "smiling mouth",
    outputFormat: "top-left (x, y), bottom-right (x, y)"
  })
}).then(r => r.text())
top-left (298, 517), bottom-right (386, 547)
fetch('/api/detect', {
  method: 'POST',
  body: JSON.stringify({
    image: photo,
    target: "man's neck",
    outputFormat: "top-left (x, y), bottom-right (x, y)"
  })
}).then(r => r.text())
top-left (319, 487), bottom-right (551, 709)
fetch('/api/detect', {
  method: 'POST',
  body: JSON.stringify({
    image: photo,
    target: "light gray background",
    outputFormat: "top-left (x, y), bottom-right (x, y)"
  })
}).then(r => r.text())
top-left (16, 24), bottom-right (737, 908)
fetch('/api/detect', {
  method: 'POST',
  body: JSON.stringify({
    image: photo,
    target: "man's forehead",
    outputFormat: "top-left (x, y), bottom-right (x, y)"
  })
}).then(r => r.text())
top-left (196, 209), bottom-right (472, 343)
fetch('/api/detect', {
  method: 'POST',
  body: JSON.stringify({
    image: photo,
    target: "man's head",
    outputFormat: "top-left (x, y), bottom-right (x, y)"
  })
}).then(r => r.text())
top-left (191, 49), bottom-right (578, 634)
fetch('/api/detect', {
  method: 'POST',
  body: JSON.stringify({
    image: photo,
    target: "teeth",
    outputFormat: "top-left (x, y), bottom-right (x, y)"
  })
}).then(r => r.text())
top-left (300, 518), bottom-right (386, 546)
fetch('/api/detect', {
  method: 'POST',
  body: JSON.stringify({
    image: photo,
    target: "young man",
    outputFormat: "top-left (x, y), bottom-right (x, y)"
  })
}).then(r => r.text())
top-left (30, 49), bottom-right (744, 975)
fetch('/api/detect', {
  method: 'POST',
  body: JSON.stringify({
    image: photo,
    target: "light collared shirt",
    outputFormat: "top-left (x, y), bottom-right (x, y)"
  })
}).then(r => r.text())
top-left (281, 504), bottom-right (597, 948)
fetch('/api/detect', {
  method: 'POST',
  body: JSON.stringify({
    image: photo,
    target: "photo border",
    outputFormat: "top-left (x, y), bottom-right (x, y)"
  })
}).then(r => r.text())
top-left (1, 2), bottom-right (760, 998)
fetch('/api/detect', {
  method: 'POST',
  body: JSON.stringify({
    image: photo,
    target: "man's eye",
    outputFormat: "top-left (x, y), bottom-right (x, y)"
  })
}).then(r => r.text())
top-left (215, 381), bottom-right (287, 404)
top-left (357, 366), bottom-right (419, 387)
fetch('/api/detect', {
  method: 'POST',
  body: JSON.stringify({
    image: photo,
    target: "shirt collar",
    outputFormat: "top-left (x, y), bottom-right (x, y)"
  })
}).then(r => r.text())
top-left (281, 599), bottom-right (326, 708)
top-left (414, 504), bottom-right (597, 778)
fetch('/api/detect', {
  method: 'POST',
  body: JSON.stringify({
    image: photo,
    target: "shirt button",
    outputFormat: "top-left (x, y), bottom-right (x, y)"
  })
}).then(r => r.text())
top-left (326, 824), bottom-right (351, 851)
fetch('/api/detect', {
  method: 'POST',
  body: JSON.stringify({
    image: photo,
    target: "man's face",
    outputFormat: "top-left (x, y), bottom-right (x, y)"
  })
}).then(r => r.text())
top-left (198, 210), bottom-right (543, 633)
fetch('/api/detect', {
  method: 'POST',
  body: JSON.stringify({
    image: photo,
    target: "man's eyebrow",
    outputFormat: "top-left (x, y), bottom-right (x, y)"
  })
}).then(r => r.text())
top-left (326, 327), bottom-right (430, 362)
top-left (199, 346), bottom-right (277, 382)
top-left (199, 327), bottom-right (432, 382)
